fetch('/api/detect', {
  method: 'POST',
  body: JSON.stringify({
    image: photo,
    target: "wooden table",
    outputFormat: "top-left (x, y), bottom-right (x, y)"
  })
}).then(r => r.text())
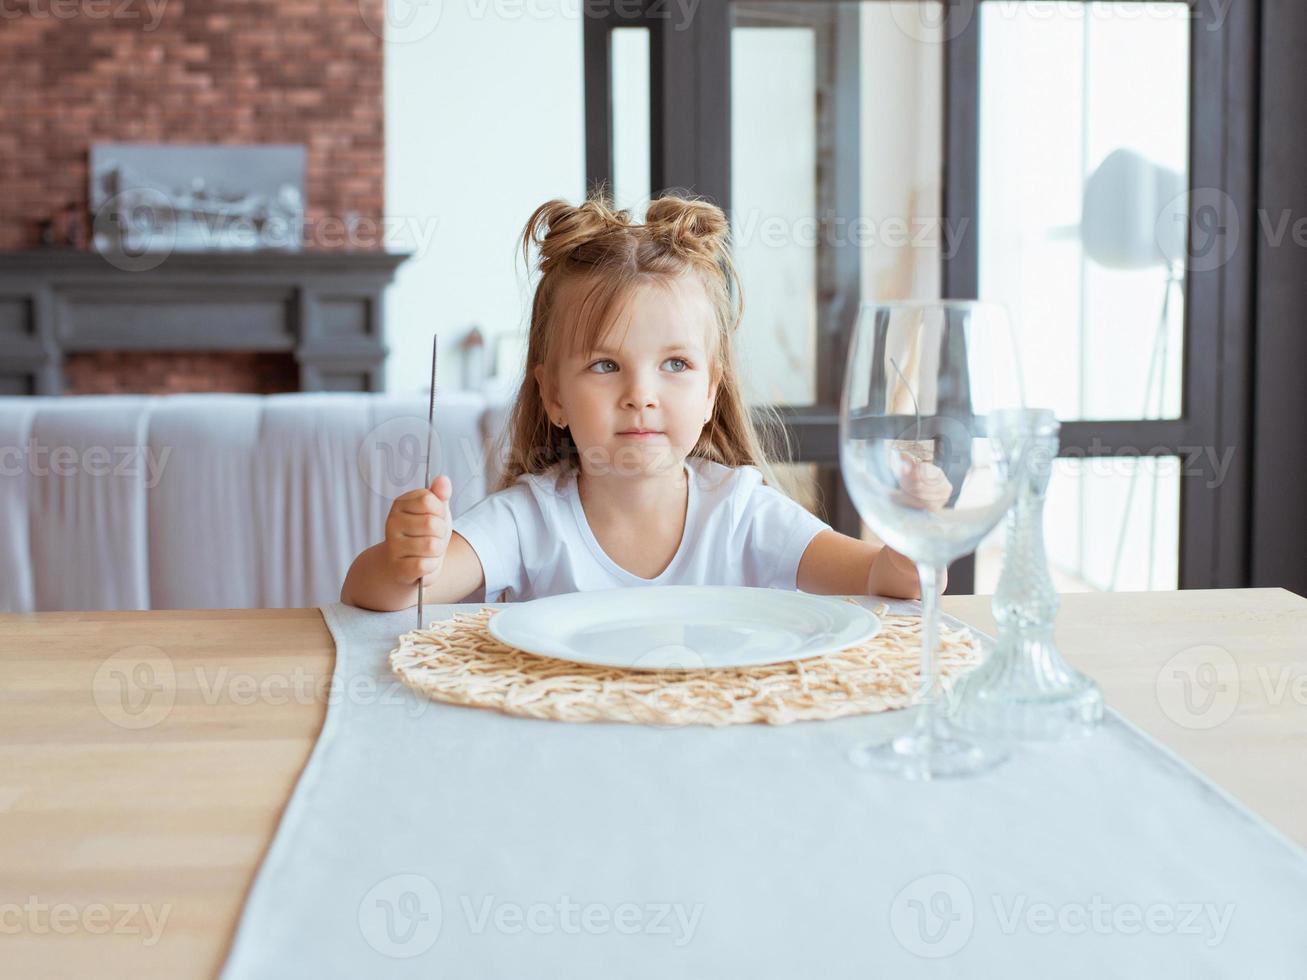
top-left (2, 589), bottom-right (1305, 978)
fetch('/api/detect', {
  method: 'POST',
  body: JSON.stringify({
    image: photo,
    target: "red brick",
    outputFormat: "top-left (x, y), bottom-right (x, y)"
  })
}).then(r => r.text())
top-left (64, 352), bottom-right (300, 395)
top-left (0, 0), bottom-right (384, 251)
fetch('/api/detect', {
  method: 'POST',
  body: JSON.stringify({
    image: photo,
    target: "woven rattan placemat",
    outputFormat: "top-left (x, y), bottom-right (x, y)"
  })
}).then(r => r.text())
top-left (389, 602), bottom-right (982, 726)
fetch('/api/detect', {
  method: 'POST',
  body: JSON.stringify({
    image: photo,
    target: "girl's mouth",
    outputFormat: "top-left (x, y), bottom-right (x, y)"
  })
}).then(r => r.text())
top-left (617, 430), bottom-right (664, 438)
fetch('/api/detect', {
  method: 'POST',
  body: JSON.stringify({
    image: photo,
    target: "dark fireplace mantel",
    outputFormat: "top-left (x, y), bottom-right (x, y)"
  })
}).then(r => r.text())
top-left (0, 249), bottom-right (410, 395)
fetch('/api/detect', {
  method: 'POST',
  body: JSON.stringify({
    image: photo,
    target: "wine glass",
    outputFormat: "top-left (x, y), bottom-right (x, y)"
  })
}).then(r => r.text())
top-left (839, 300), bottom-right (1027, 780)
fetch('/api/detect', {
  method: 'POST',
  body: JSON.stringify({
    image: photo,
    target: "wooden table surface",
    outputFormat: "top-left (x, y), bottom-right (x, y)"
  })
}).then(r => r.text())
top-left (2, 588), bottom-right (1305, 978)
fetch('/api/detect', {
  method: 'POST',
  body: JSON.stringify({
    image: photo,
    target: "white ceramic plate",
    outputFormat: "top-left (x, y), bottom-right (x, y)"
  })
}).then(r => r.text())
top-left (486, 586), bottom-right (881, 670)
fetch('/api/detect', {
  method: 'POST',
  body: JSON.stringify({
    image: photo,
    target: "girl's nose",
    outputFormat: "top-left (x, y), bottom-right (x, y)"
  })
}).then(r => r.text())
top-left (621, 373), bottom-right (658, 410)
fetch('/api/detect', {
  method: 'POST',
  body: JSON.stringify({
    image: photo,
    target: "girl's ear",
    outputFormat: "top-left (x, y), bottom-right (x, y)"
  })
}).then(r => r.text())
top-left (705, 377), bottom-right (719, 422)
top-left (533, 363), bottom-right (562, 419)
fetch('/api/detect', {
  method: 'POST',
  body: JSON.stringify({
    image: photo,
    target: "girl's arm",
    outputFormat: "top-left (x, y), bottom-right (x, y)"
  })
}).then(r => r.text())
top-left (796, 457), bottom-right (953, 599)
top-left (340, 475), bottom-right (487, 611)
top-left (341, 532), bottom-right (485, 611)
top-left (796, 530), bottom-right (946, 600)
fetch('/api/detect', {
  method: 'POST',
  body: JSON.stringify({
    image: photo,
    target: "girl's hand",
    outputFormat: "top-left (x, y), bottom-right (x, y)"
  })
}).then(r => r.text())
top-left (383, 475), bottom-right (453, 587)
top-left (892, 453), bottom-right (953, 511)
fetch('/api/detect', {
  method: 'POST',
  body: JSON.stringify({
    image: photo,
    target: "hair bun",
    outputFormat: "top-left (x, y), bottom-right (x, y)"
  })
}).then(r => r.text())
top-left (523, 197), bottom-right (631, 273)
top-left (643, 195), bottom-right (730, 255)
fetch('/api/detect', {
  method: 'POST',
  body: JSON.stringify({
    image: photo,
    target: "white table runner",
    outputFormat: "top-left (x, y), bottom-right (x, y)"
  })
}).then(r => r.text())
top-left (220, 598), bottom-right (1307, 979)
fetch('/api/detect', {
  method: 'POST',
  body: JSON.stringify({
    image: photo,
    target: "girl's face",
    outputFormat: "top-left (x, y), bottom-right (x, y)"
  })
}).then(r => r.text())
top-left (535, 274), bottom-right (719, 479)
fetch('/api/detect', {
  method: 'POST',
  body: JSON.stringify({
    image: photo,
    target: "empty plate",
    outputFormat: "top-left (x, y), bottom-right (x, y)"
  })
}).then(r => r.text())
top-left (486, 586), bottom-right (881, 670)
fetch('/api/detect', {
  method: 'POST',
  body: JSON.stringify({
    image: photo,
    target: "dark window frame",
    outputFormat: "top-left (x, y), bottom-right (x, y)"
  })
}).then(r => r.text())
top-left (1252, 0), bottom-right (1307, 597)
top-left (583, 0), bottom-right (1263, 592)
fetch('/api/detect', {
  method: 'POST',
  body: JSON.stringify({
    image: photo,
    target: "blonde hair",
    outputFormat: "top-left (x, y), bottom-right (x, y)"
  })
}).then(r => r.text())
top-left (490, 192), bottom-right (794, 494)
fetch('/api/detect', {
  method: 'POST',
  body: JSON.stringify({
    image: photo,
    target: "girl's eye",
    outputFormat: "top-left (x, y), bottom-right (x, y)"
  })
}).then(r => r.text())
top-left (662, 357), bottom-right (689, 373)
top-left (588, 359), bottom-right (617, 374)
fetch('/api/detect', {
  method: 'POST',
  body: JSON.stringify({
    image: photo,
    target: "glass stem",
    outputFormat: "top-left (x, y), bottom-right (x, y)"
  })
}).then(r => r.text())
top-left (912, 562), bottom-right (942, 739)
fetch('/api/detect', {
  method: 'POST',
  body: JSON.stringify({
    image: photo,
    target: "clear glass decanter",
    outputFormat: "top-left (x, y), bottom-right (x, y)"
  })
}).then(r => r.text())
top-left (951, 409), bottom-right (1104, 740)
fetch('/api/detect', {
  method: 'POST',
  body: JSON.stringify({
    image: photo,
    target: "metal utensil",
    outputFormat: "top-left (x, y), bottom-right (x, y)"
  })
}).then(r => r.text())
top-left (419, 334), bottom-right (437, 630)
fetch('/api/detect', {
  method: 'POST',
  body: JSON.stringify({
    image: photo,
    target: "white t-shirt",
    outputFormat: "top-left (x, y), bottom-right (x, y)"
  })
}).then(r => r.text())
top-left (453, 456), bottom-right (832, 602)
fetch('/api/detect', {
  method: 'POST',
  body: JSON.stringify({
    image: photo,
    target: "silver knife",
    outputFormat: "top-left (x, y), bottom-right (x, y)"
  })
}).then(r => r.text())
top-left (419, 334), bottom-right (437, 630)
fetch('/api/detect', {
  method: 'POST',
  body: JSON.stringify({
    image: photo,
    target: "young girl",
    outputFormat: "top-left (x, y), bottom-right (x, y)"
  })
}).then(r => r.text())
top-left (341, 194), bottom-right (937, 611)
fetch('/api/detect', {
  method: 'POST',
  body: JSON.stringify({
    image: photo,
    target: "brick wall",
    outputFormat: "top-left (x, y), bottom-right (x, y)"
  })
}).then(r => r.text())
top-left (64, 351), bottom-right (300, 394)
top-left (0, 0), bottom-right (385, 250)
